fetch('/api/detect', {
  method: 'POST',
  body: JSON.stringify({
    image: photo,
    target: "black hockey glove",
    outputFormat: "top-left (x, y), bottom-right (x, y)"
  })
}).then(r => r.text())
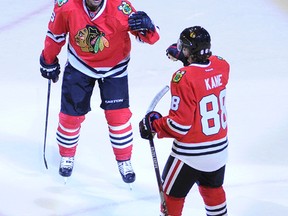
top-left (128, 11), bottom-right (155, 32)
top-left (166, 43), bottom-right (189, 66)
top-left (40, 54), bottom-right (60, 83)
top-left (139, 111), bottom-right (162, 140)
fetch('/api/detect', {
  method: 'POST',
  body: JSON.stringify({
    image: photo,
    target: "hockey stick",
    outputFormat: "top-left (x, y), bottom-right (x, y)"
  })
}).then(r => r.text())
top-left (43, 79), bottom-right (51, 169)
top-left (146, 85), bottom-right (169, 216)
top-left (146, 85), bottom-right (170, 113)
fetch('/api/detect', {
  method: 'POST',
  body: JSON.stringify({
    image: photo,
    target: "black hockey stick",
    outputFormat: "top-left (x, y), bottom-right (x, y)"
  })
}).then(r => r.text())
top-left (43, 79), bottom-right (51, 169)
top-left (148, 139), bottom-right (168, 215)
top-left (146, 85), bottom-right (169, 216)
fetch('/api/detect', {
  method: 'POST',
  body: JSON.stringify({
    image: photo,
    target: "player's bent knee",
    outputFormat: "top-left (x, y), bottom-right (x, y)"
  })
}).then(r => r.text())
top-left (105, 108), bottom-right (132, 125)
top-left (198, 185), bottom-right (226, 206)
top-left (59, 112), bottom-right (85, 129)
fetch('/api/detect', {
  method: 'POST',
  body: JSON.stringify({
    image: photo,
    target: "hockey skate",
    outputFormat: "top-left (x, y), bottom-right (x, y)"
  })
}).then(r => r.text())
top-left (59, 157), bottom-right (74, 177)
top-left (117, 159), bottom-right (136, 184)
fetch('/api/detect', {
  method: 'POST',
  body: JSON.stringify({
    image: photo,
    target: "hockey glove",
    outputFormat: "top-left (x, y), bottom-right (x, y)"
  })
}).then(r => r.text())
top-left (166, 43), bottom-right (189, 66)
top-left (40, 54), bottom-right (60, 83)
top-left (139, 111), bottom-right (162, 140)
top-left (128, 11), bottom-right (155, 32)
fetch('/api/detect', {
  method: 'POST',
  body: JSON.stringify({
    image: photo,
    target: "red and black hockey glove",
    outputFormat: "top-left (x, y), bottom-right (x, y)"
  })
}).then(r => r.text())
top-left (40, 54), bottom-right (60, 83)
top-left (128, 11), bottom-right (155, 32)
top-left (166, 43), bottom-right (189, 66)
top-left (139, 111), bottom-right (162, 140)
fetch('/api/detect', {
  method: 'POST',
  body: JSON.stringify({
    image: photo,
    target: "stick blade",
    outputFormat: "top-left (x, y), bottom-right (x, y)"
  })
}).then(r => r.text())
top-left (147, 85), bottom-right (169, 113)
top-left (43, 156), bottom-right (48, 169)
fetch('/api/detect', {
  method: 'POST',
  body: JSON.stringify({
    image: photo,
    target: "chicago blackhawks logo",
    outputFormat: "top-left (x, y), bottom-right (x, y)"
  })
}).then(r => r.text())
top-left (118, 1), bottom-right (132, 15)
top-left (75, 25), bottom-right (109, 53)
top-left (172, 70), bottom-right (186, 83)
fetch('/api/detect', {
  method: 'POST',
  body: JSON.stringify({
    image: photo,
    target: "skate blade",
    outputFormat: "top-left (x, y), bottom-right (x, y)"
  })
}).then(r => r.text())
top-left (128, 183), bottom-right (133, 190)
top-left (63, 177), bottom-right (68, 184)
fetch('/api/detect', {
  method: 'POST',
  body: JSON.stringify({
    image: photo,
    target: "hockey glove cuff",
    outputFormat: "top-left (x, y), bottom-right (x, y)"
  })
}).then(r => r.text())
top-left (166, 43), bottom-right (189, 66)
top-left (128, 11), bottom-right (155, 33)
top-left (40, 54), bottom-right (60, 83)
top-left (139, 111), bottom-right (162, 140)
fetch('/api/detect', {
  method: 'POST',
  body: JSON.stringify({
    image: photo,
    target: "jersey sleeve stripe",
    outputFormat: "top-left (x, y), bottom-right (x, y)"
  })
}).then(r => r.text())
top-left (47, 30), bottom-right (66, 43)
top-left (167, 118), bottom-right (191, 135)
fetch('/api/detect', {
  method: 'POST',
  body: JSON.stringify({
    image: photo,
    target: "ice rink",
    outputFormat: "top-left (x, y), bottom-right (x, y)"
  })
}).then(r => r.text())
top-left (0, 0), bottom-right (288, 215)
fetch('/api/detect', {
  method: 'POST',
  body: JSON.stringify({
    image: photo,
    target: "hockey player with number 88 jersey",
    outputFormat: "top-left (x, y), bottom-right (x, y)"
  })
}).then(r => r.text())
top-left (160, 52), bottom-right (229, 173)
top-left (139, 26), bottom-right (229, 215)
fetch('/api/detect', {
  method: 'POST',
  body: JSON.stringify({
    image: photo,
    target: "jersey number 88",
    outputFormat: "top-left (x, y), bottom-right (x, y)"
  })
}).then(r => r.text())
top-left (171, 89), bottom-right (227, 136)
top-left (199, 89), bottom-right (227, 135)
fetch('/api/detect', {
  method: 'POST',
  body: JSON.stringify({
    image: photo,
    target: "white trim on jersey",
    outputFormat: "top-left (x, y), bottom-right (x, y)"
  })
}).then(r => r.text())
top-left (67, 44), bottom-right (129, 79)
top-left (172, 137), bottom-right (228, 156)
top-left (171, 136), bottom-right (228, 172)
top-left (83, 0), bottom-right (107, 21)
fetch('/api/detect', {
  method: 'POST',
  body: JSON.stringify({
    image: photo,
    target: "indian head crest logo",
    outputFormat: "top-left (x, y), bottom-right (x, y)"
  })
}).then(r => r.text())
top-left (75, 25), bottom-right (109, 53)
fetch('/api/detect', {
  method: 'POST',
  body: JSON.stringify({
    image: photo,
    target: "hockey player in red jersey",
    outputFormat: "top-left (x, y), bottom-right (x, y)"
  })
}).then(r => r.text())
top-left (39, 0), bottom-right (160, 184)
top-left (139, 26), bottom-right (229, 215)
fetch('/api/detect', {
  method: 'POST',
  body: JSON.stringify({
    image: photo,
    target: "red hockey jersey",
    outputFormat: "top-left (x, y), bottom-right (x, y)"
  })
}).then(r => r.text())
top-left (153, 56), bottom-right (230, 172)
top-left (42, 0), bottom-right (159, 78)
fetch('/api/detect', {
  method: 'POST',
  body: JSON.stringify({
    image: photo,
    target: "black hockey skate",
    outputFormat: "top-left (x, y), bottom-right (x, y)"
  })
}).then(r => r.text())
top-left (59, 157), bottom-right (74, 177)
top-left (117, 159), bottom-right (136, 183)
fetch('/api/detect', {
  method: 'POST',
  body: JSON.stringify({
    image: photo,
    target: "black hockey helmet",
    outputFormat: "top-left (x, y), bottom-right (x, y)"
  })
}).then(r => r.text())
top-left (177, 26), bottom-right (212, 63)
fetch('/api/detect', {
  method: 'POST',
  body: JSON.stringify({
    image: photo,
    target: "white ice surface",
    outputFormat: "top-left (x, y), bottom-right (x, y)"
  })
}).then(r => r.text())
top-left (0, 0), bottom-right (288, 215)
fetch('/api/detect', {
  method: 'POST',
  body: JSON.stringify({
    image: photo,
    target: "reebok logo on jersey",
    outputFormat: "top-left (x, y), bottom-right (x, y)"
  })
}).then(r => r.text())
top-left (173, 70), bottom-right (186, 83)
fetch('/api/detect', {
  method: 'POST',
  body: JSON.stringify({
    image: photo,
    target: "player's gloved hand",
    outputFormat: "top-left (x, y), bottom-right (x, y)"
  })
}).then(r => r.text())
top-left (128, 11), bottom-right (155, 32)
top-left (40, 54), bottom-right (60, 83)
top-left (139, 111), bottom-right (162, 140)
top-left (166, 43), bottom-right (189, 66)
